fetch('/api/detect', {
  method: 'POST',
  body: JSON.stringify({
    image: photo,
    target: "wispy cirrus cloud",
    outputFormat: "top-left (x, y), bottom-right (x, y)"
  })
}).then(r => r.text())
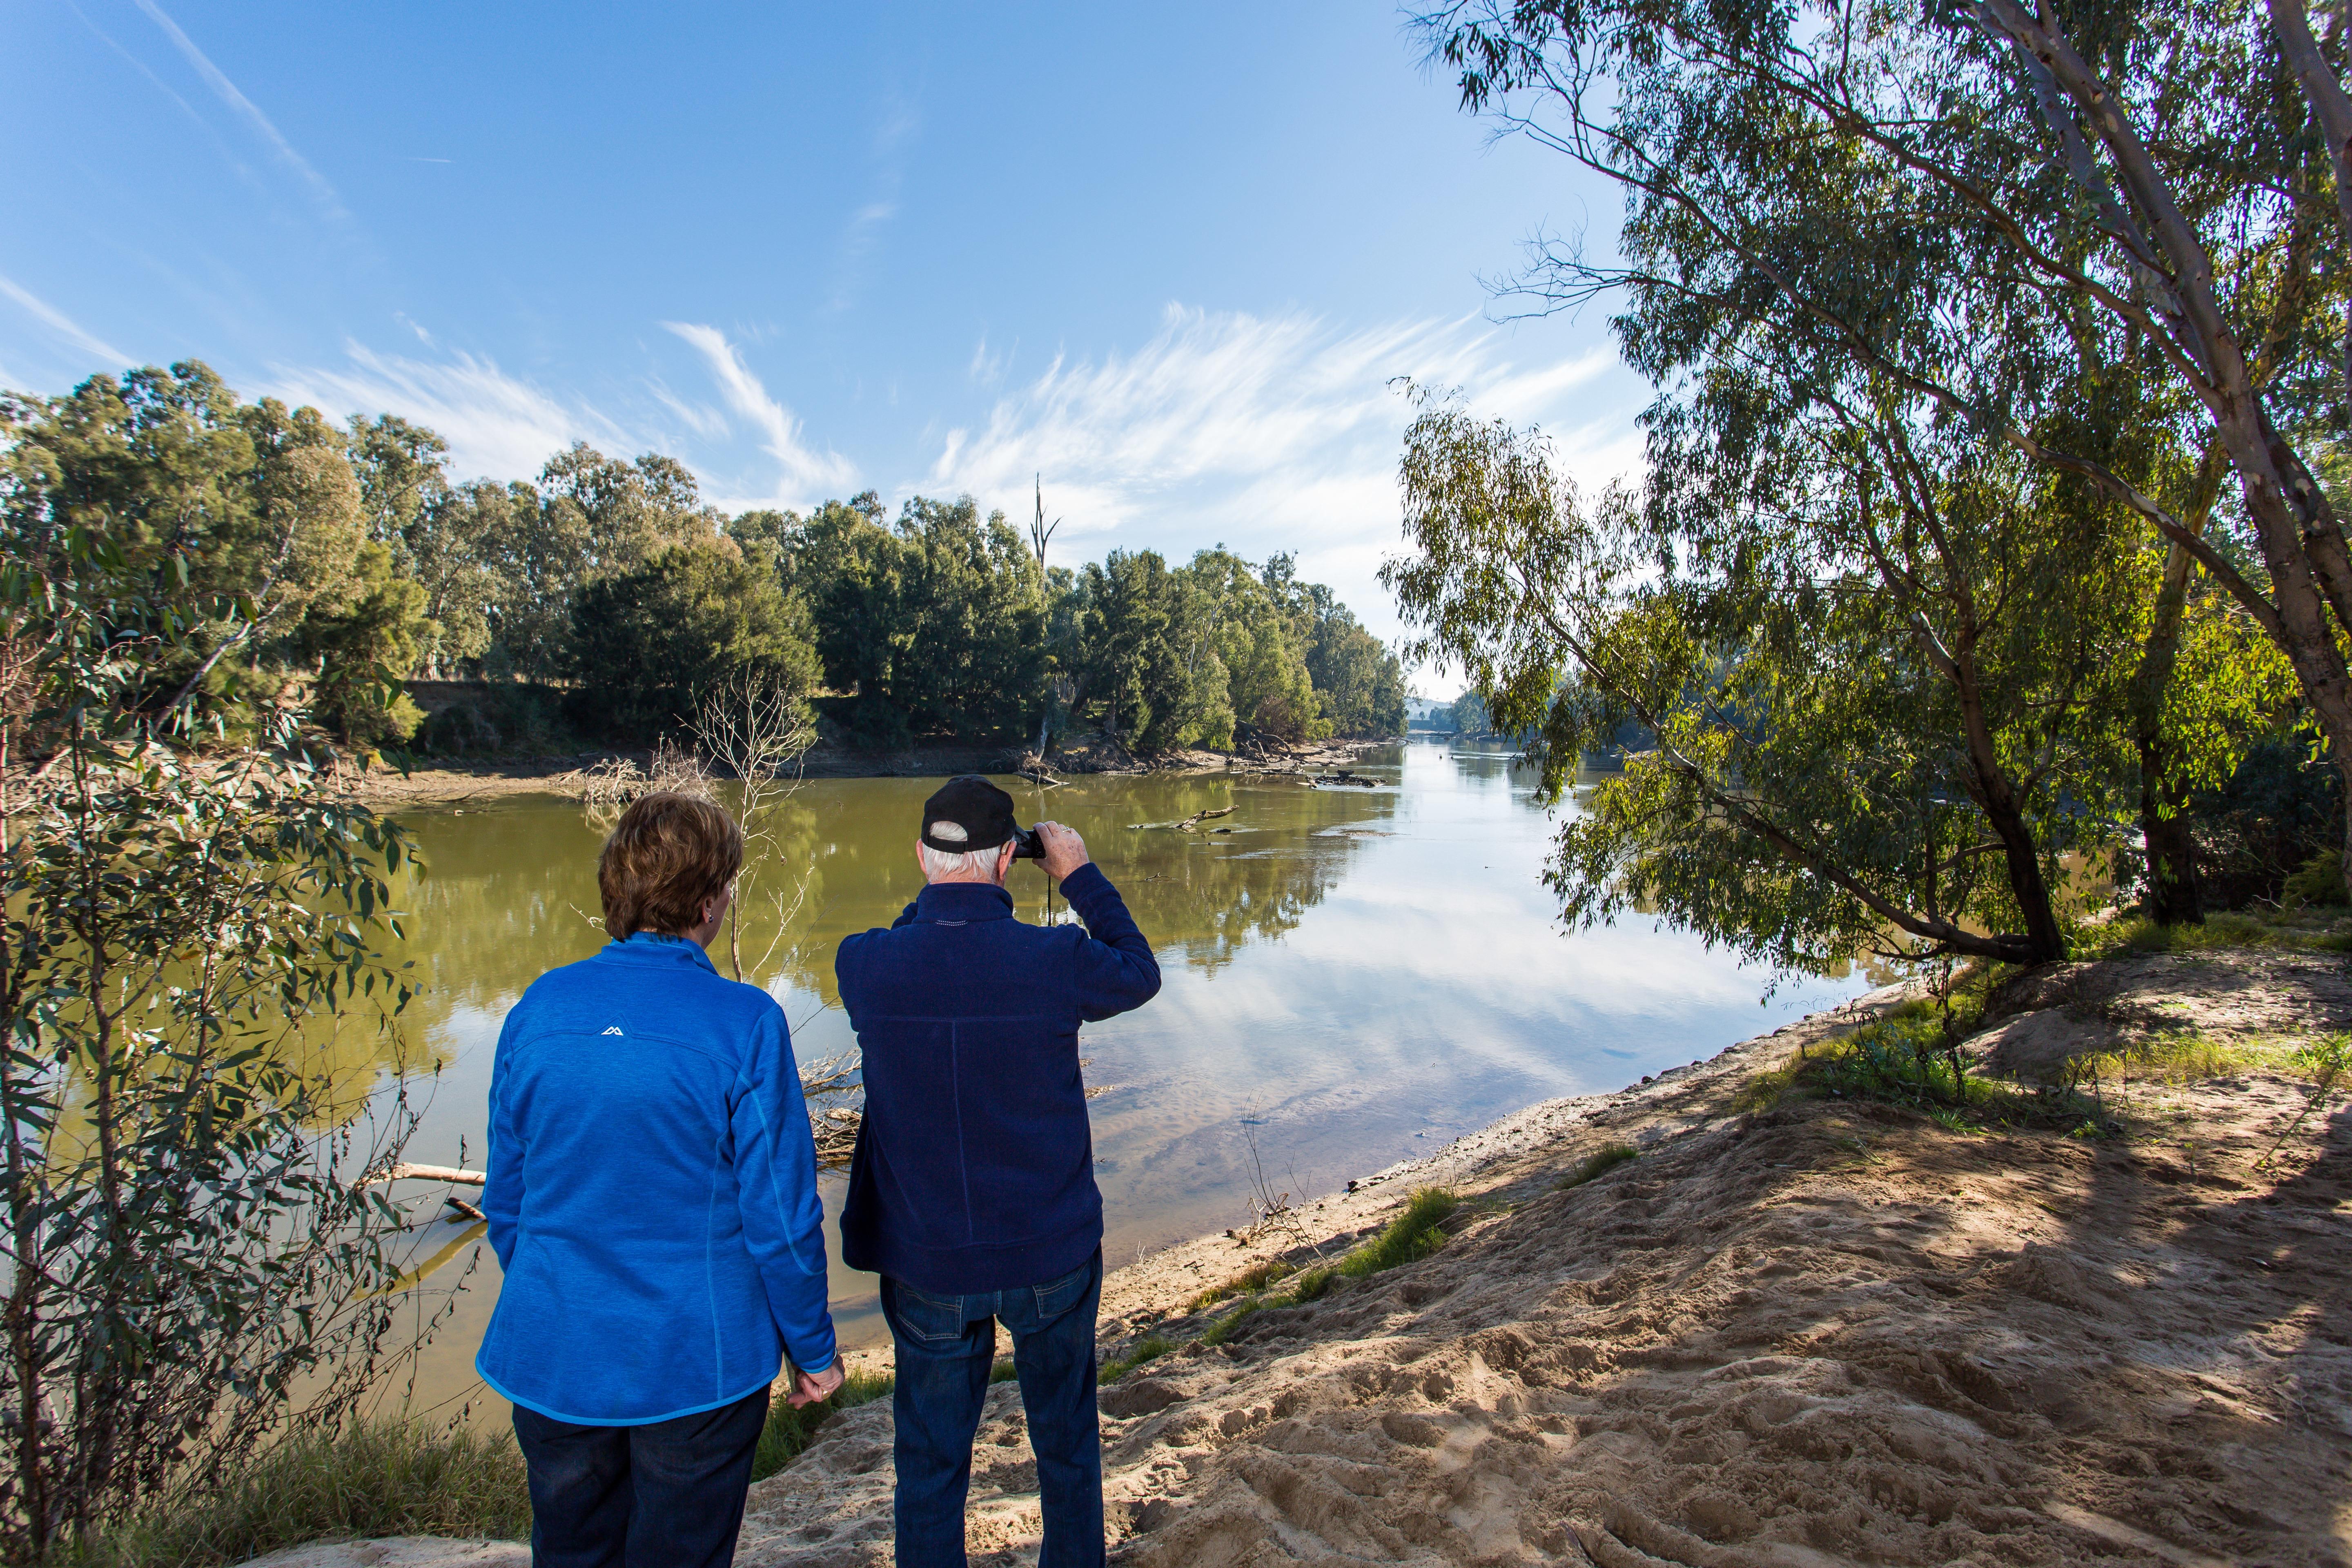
top-left (267, 341), bottom-right (627, 481)
top-left (264, 303), bottom-right (1633, 653)
top-left (662, 322), bottom-right (856, 501)
top-left (831, 97), bottom-right (919, 314)
top-left (925, 303), bottom-right (1637, 637)
top-left (130, 0), bottom-right (347, 223)
top-left (0, 272), bottom-right (131, 370)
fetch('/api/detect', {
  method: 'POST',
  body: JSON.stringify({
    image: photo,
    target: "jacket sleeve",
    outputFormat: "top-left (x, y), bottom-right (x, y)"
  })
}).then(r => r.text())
top-left (1059, 862), bottom-right (1162, 1021)
top-left (732, 1002), bottom-right (839, 1374)
top-left (890, 901), bottom-right (921, 929)
top-left (482, 1006), bottom-right (525, 1271)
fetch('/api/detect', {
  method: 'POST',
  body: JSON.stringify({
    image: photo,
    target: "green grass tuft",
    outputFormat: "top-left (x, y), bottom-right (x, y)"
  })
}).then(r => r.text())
top-left (2081, 907), bottom-right (2352, 959)
top-left (1337, 1186), bottom-right (1459, 1279)
top-left (989, 1357), bottom-right (1019, 1384)
top-left (1199, 1300), bottom-right (1263, 1346)
top-left (1556, 1143), bottom-right (1639, 1189)
top-left (2285, 849), bottom-right (2351, 909)
top-left (1099, 1334), bottom-right (1176, 1383)
top-left (93, 1417), bottom-right (530, 1568)
top-left (1189, 1257), bottom-right (1297, 1312)
top-left (1277, 1264), bottom-right (1336, 1304)
top-left (751, 1368), bottom-right (893, 1481)
top-left (1111, 1187), bottom-right (1465, 1374)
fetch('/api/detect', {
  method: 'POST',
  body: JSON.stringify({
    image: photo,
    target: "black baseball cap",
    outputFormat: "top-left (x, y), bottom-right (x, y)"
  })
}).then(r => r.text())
top-left (921, 775), bottom-right (1019, 853)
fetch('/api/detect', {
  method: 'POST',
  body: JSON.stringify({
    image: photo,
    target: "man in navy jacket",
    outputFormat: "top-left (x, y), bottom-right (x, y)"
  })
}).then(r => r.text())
top-left (836, 775), bottom-right (1160, 1568)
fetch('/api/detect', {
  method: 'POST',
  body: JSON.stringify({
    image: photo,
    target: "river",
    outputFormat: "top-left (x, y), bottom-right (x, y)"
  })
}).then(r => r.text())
top-left (362, 740), bottom-right (1873, 1421)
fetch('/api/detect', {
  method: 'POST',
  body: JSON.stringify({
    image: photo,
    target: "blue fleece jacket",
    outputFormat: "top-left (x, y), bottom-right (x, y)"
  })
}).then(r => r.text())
top-left (475, 932), bottom-right (836, 1425)
top-left (834, 863), bottom-right (1161, 1294)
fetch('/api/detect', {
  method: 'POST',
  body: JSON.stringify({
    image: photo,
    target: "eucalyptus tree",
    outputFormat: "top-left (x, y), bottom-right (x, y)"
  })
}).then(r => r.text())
top-left (0, 423), bottom-right (430, 1559)
top-left (887, 495), bottom-right (1047, 738)
top-left (1304, 598), bottom-right (1411, 739)
top-left (345, 413), bottom-right (446, 553)
top-left (1172, 549), bottom-right (1319, 746)
top-left (0, 367), bottom-right (394, 723)
top-left (1418, 0), bottom-right (2352, 895)
top-left (1390, 388), bottom-right (2155, 967)
top-left (566, 540), bottom-right (819, 739)
top-left (1075, 550), bottom-right (1186, 744)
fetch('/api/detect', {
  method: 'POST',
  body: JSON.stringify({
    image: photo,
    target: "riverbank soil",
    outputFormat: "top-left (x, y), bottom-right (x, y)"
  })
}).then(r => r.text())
top-left (746, 953), bottom-right (2352, 1567)
top-left (327, 735), bottom-right (1397, 806)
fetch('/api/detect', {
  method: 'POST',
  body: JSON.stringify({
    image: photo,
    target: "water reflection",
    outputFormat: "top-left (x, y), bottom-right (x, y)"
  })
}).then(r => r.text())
top-left (372, 743), bottom-right (1871, 1417)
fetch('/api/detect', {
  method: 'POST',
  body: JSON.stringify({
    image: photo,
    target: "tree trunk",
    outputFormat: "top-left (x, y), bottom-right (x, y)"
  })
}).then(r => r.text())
top-left (2138, 742), bottom-right (2204, 924)
top-left (1951, 645), bottom-right (2067, 962)
top-left (1981, 783), bottom-right (2068, 962)
top-left (2132, 526), bottom-right (2207, 923)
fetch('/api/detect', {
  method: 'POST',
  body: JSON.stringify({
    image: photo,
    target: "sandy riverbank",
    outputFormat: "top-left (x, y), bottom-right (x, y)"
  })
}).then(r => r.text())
top-left (328, 737), bottom-right (1400, 808)
top-left (258, 947), bottom-right (2352, 1567)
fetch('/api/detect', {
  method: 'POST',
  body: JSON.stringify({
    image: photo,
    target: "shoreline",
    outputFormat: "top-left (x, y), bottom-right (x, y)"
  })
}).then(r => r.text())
top-left (1080, 979), bottom-right (1918, 1363)
top-left (257, 947), bottom-right (2352, 1565)
top-left (333, 736), bottom-right (1406, 808)
top-left (828, 979), bottom-right (1918, 1383)
top-left (792, 948), bottom-right (2350, 1566)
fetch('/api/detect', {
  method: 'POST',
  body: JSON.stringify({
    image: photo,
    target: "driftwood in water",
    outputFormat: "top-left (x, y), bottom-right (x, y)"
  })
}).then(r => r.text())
top-left (1310, 771), bottom-right (1383, 788)
top-left (369, 1162), bottom-right (487, 1187)
top-left (444, 1196), bottom-right (487, 1223)
top-left (803, 1049), bottom-right (862, 1172)
top-left (368, 1054), bottom-right (864, 1186)
top-left (1129, 806), bottom-right (1238, 831)
top-left (1004, 748), bottom-right (1065, 786)
top-left (813, 1107), bottom-right (859, 1172)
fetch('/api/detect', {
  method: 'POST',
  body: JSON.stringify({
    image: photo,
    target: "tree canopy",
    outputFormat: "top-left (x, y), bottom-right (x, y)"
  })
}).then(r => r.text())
top-left (1372, 0), bottom-right (2352, 961)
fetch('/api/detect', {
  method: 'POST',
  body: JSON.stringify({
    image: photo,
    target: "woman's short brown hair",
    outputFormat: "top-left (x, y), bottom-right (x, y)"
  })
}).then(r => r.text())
top-left (598, 792), bottom-right (744, 940)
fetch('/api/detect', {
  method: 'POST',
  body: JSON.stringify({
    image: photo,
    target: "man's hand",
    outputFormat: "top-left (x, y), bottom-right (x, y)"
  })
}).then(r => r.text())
top-left (789, 1356), bottom-right (846, 1408)
top-left (1033, 821), bottom-right (1091, 883)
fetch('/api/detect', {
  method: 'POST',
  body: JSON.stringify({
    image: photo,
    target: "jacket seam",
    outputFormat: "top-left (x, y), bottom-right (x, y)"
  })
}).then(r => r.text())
top-left (706, 1143), bottom-right (725, 1403)
top-left (951, 1021), bottom-right (975, 1243)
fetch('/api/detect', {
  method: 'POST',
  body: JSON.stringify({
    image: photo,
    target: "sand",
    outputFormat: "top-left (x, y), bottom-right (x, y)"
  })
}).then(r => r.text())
top-left (743, 956), bottom-right (2352, 1566)
top-left (255, 951), bottom-right (2352, 1567)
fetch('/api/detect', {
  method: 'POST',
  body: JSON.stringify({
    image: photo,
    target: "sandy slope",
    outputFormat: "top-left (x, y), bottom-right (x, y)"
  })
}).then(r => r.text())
top-left (256, 952), bottom-right (2352, 1567)
top-left (740, 959), bottom-right (2352, 1567)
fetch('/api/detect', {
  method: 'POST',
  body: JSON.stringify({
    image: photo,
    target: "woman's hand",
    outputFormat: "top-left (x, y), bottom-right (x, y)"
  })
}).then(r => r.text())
top-left (789, 1355), bottom-right (846, 1407)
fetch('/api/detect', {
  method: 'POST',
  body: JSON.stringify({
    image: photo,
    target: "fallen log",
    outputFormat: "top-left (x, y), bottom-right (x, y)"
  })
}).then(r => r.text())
top-left (1128, 806), bottom-right (1239, 831)
top-left (368, 1162), bottom-right (487, 1187)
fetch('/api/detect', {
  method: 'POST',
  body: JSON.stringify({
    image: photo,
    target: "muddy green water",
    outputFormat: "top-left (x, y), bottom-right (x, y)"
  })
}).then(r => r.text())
top-left (369, 742), bottom-right (1871, 1421)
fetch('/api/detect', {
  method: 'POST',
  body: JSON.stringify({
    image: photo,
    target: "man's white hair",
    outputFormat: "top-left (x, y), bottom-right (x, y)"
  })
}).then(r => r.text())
top-left (919, 819), bottom-right (1003, 880)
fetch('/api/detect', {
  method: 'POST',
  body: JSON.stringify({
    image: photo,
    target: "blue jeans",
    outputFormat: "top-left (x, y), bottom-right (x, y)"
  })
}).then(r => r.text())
top-left (510, 1386), bottom-right (768, 1568)
top-left (880, 1251), bottom-right (1103, 1568)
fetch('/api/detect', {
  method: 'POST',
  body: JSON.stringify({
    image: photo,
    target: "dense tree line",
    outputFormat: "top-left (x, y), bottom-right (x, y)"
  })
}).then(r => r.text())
top-left (2, 363), bottom-right (1406, 753)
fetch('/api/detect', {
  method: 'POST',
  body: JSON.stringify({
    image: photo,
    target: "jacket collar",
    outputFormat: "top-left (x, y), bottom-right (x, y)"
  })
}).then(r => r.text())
top-left (599, 930), bottom-right (719, 974)
top-left (913, 881), bottom-right (1016, 923)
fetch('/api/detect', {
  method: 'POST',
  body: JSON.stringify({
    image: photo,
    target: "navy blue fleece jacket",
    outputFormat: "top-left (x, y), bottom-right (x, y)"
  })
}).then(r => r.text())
top-left (476, 932), bottom-right (835, 1425)
top-left (835, 863), bottom-right (1160, 1293)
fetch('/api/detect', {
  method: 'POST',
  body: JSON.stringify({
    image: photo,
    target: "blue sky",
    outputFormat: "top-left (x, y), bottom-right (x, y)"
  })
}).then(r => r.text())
top-left (2, 0), bottom-right (1637, 658)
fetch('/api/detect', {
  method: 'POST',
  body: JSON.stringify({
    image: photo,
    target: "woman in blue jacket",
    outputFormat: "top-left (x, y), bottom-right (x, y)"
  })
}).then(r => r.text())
top-left (478, 791), bottom-right (842, 1568)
